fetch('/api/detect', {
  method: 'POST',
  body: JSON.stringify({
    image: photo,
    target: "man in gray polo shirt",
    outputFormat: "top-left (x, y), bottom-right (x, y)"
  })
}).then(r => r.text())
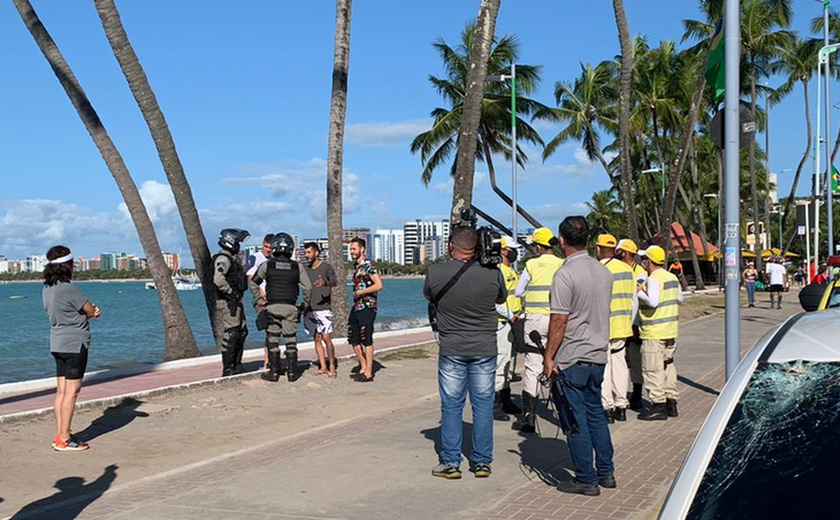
top-left (543, 216), bottom-right (615, 496)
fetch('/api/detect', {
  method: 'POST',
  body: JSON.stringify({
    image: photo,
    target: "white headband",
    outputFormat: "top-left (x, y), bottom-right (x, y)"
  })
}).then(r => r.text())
top-left (48, 253), bottom-right (74, 264)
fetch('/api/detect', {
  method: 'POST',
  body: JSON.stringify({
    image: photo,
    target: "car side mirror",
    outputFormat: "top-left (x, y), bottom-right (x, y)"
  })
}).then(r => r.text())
top-left (799, 283), bottom-right (825, 312)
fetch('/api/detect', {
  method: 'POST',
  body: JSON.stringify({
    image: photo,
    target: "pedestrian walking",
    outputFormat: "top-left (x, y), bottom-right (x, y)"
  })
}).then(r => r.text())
top-left (542, 217), bottom-right (615, 496)
top-left (493, 236), bottom-right (523, 421)
top-left (595, 234), bottom-right (634, 424)
top-left (765, 256), bottom-right (787, 310)
top-left (742, 261), bottom-right (758, 308)
top-left (424, 227), bottom-right (506, 479)
top-left (349, 237), bottom-right (382, 382)
top-left (303, 242), bottom-right (338, 378)
top-left (636, 246), bottom-right (683, 421)
top-left (43, 245), bottom-right (101, 451)
top-left (247, 234), bottom-right (274, 369)
top-left (512, 227), bottom-right (563, 433)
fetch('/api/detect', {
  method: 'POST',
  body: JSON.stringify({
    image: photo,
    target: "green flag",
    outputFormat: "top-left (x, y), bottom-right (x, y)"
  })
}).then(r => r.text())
top-left (832, 165), bottom-right (840, 194)
top-left (705, 15), bottom-right (725, 104)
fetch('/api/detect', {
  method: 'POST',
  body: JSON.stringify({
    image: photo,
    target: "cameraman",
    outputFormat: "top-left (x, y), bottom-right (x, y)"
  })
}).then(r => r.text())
top-left (424, 226), bottom-right (506, 480)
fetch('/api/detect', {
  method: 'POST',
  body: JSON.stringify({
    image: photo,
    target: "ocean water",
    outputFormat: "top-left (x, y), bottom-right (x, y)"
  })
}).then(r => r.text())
top-left (0, 278), bottom-right (428, 384)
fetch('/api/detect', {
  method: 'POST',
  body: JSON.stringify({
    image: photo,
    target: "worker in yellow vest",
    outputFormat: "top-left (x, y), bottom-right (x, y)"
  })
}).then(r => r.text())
top-left (595, 234), bottom-right (634, 423)
top-left (512, 227), bottom-right (564, 433)
top-left (615, 238), bottom-right (647, 410)
top-left (636, 246), bottom-right (682, 421)
top-left (494, 236), bottom-right (523, 420)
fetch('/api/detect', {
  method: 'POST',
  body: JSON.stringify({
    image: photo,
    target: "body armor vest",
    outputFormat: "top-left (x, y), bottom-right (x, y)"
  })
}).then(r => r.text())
top-left (212, 251), bottom-right (248, 299)
top-left (265, 257), bottom-right (299, 305)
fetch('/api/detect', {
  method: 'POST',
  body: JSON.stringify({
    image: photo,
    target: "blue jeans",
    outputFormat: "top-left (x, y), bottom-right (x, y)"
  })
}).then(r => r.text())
top-left (559, 363), bottom-right (615, 485)
top-left (438, 355), bottom-right (496, 467)
top-left (746, 281), bottom-right (756, 304)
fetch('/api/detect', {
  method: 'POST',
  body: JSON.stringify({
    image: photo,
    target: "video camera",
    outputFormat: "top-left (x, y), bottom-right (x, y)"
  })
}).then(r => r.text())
top-left (458, 208), bottom-right (502, 267)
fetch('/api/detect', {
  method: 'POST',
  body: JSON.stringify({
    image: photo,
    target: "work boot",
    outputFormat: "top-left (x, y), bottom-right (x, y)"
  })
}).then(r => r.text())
top-left (638, 403), bottom-right (668, 421)
top-left (286, 347), bottom-right (300, 382)
top-left (261, 351), bottom-right (281, 382)
top-left (512, 392), bottom-right (536, 433)
top-left (500, 387), bottom-right (521, 415)
top-left (232, 346), bottom-right (245, 375)
top-left (613, 408), bottom-right (627, 422)
top-left (221, 350), bottom-right (237, 377)
top-left (604, 409), bottom-right (615, 424)
top-left (629, 383), bottom-right (643, 410)
top-left (666, 398), bottom-right (679, 418)
top-left (493, 392), bottom-right (510, 421)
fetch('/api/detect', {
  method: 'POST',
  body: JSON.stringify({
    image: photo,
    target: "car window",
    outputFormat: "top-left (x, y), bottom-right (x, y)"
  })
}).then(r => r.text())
top-left (686, 362), bottom-right (840, 520)
top-left (828, 285), bottom-right (840, 309)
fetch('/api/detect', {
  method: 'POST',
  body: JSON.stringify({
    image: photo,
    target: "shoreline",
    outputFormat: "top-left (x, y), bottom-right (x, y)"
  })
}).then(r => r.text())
top-left (0, 278), bottom-right (152, 285)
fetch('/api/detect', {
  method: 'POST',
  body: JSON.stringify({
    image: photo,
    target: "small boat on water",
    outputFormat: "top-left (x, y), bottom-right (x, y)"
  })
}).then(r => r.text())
top-left (9, 295), bottom-right (26, 300)
top-left (145, 271), bottom-right (202, 291)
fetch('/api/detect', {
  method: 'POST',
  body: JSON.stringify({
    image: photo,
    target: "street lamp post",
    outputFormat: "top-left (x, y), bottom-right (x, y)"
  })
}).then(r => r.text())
top-left (816, 41), bottom-right (840, 276)
top-left (487, 63), bottom-right (518, 269)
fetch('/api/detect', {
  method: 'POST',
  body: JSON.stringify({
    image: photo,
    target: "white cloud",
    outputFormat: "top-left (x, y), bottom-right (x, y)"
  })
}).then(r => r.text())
top-left (515, 146), bottom-right (614, 183)
top-left (345, 119), bottom-right (430, 147)
top-left (529, 202), bottom-right (590, 225)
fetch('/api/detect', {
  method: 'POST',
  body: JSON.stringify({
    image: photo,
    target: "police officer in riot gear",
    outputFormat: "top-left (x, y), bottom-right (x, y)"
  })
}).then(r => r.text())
top-left (213, 228), bottom-right (251, 377)
top-left (250, 232), bottom-right (312, 382)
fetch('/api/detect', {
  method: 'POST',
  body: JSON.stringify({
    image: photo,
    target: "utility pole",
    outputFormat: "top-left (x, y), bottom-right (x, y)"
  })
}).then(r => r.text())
top-left (724, 0), bottom-right (741, 381)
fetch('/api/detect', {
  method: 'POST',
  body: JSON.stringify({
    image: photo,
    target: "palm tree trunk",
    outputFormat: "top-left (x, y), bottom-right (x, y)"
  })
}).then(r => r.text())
top-left (94, 0), bottom-right (216, 332)
top-left (690, 140), bottom-right (711, 258)
top-left (678, 187), bottom-right (707, 290)
top-left (14, 0), bottom-right (200, 360)
top-left (749, 69), bottom-right (762, 271)
top-left (326, 0), bottom-right (352, 337)
top-left (783, 79), bottom-right (813, 255)
top-left (451, 0), bottom-right (501, 224)
top-left (612, 0), bottom-right (640, 243)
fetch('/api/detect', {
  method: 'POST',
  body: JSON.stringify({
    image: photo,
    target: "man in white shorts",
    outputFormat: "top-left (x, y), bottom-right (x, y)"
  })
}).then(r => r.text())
top-left (247, 234), bottom-right (274, 369)
top-left (303, 242), bottom-right (338, 377)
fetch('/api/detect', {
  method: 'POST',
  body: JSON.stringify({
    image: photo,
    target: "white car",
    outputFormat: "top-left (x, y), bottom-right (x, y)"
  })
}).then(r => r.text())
top-left (659, 308), bottom-right (840, 519)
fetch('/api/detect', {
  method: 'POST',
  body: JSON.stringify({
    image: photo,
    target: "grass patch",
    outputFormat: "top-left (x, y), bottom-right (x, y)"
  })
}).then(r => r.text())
top-left (377, 345), bottom-right (435, 362)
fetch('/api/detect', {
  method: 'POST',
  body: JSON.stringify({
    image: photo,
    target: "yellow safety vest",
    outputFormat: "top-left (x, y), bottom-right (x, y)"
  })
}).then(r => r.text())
top-left (601, 258), bottom-right (634, 340)
top-left (523, 255), bottom-right (564, 315)
top-left (498, 263), bottom-right (522, 320)
top-left (639, 268), bottom-right (680, 340)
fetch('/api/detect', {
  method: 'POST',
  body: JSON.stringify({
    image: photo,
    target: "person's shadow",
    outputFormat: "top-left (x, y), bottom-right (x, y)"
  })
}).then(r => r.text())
top-left (75, 398), bottom-right (149, 443)
top-left (510, 402), bottom-right (576, 486)
top-left (421, 421), bottom-right (475, 462)
top-left (10, 464), bottom-right (118, 519)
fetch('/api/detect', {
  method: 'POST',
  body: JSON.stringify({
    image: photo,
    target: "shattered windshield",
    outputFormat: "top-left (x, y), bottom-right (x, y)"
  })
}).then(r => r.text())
top-left (686, 362), bottom-right (840, 520)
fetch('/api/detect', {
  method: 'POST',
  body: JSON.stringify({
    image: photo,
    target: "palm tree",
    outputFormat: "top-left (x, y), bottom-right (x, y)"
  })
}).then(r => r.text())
top-left (13, 0), bottom-right (200, 360)
top-left (586, 189), bottom-right (627, 239)
top-left (612, 0), bottom-right (641, 243)
top-left (325, 0), bottom-right (352, 337)
top-left (411, 23), bottom-right (547, 227)
top-left (540, 62), bottom-right (618, 183)
top-left (772, 36), bottom-right (820, 255)
top-left (93, 0), bottom-right (216, 332)
top-left (449, 0), bottom-right (501, 224)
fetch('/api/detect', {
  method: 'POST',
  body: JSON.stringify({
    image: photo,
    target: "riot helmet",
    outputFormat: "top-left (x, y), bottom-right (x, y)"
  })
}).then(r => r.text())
top-left (218, 228), bottom-right (250, 254)
top-left (272, 233), bottom-right (295, 258)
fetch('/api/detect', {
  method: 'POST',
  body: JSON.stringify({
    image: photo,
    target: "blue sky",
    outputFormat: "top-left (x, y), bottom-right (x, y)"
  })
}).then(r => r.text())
top-left (0, 0), bottom-right (828, 264)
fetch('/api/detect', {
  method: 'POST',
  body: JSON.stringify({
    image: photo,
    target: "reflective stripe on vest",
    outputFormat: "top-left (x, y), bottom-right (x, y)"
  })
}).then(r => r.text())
top-left (523, 255), bottom-right (564, 315)
top-left (639, 268), bottom-right (680, 339)
top-left (498, 263), bottom-right (522, 319)
top-left (602, 258), bottom-right (634, 339)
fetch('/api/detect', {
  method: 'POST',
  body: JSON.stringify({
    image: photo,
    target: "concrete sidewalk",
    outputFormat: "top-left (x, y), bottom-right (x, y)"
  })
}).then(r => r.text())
top-left (0, 299), bottom-right (798, 520)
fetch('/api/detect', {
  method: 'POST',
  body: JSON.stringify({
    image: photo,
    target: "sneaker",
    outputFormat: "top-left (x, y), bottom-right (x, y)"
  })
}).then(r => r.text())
top-left (473, 463), bottom-right (492, 478)
top-left (431, 463), bottom-right (462, 480)
top-left (557, 478), bottom-right (600, 496)
top-left (53, 435), bottom-right (89, 452)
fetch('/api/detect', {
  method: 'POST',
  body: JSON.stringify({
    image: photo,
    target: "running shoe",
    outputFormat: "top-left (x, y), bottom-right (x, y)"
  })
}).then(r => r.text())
top-left (431, 463), bottom-right (462, 479)
top-left (53, 435), bottom-right (90, 452)
top-left (473, 463), bottom-right (492, 478)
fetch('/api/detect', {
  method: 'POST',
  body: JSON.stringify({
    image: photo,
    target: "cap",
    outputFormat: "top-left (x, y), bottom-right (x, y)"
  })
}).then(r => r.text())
top-left (617, 239), bottom-right (638, 255)
top-left (645, 246), bottom-right (666, 265)
top-left (596, 234), bottom-right (618, 248)
top-left (529, 227), bottom-right (555, 248)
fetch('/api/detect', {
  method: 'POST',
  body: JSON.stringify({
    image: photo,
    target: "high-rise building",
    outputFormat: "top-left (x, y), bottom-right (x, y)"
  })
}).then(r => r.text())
top-left (373, 229), bottom-right (405, 264)
top-left (8, 260), bottom-right (24, 274)
top-left (25, 255), bottom-right (48, 272)
top-left (161, 253), bottom-right (179, 272)
top-left (403, 220), bottom-right (450, 264)
top-left (423, 236), bottom-right (443, 262)
top-left (100, 253), bottom-right (118, 271)
top-left (0, 255), bottom-right (8, 274)
top-left (88, 257), bottom-right (101, 271)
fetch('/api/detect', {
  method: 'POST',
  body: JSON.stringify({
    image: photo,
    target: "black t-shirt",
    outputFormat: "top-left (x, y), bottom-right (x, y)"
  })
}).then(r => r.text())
top-left (424, 259), bottom-right (506, 357)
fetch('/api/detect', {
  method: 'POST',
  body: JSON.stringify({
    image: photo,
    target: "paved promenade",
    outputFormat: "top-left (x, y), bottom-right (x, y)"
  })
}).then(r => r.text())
top-left (0, 298), bottom-right (798, 520)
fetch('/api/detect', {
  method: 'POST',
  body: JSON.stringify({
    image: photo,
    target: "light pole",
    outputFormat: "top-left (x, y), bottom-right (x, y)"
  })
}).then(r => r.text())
top-left (724, 0), bottom-right (741, 380)
top-left (487, 63), bottom-right (518, 268)
top-left (816, 41), bottom-right (840, 275)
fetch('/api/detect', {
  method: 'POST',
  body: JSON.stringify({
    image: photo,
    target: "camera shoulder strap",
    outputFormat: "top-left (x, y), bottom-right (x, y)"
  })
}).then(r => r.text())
top-left (432, 259), bottom-right (475, 305)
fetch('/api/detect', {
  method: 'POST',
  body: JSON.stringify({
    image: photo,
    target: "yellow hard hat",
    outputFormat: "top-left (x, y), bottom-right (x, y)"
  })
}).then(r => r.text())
top-left (596, 234), bottom-right (617, 248)
top-left (500, 236), bottom-right (512, 249)
top-left (616, 238), bottom-right (638, 255)
top-left (529, 227), bottom-right (555, 248)
top-left (645, 246), bottom-right (666, 265)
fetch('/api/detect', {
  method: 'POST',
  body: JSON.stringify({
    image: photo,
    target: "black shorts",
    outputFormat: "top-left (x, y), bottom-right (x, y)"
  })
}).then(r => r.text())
top-left (52, 346), bottom-right (89, 380)
top-left (769, 284), bottom-right (784, 293)
top-left (348, 308), bottom-right (376, 346)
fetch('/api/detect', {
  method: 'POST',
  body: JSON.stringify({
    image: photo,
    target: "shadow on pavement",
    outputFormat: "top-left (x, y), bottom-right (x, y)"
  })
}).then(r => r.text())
top-left (9, 464), bottom-right (117, 520)
top-left (75, 398), bottom-right (149, 443)
top-left (421, 421), bottom-right (475, 464)
top-left (678, 376), bottom-right (720, 396)
top-left (510, 402), bottom-right (575, 486)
